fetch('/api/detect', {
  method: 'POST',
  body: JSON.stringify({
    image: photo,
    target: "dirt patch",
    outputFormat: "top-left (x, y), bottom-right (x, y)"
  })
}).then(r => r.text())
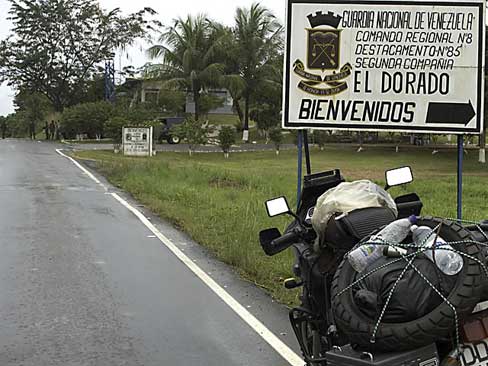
top-left (208, 176), bottom-right (246, 189)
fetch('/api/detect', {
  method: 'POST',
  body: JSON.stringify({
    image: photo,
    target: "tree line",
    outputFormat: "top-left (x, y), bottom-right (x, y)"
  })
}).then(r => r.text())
top-left (0, 0), bottom-right (283, 143)
top-left (0, 0), bottom-right (485, 161)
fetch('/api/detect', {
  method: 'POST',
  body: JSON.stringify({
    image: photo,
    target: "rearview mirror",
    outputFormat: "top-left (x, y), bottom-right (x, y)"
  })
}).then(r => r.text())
top-left (265, 197), bottom-right (291, 217)
top-left (385, 166), bottom-right (413, 189)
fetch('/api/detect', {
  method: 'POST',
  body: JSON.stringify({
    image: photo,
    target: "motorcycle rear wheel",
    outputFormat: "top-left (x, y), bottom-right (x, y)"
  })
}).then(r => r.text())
top-left (331, 216), bottom-right (484, 352)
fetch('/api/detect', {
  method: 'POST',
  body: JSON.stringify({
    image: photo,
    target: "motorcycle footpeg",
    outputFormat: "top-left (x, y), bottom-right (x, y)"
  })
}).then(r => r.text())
top-left (284, 278), bottom-right (303, 289)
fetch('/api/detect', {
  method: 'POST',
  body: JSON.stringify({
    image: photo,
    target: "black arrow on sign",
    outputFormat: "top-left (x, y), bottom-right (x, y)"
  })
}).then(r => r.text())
top-left (426, 101), bottom-right (476, 125)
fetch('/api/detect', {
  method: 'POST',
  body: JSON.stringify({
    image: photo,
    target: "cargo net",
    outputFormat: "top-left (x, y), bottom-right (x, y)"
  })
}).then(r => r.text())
top-left (334, 218), bottom-right (488, 356)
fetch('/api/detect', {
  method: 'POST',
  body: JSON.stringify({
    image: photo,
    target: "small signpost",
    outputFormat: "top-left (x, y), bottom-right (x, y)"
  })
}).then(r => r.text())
top-left (283, 0), bottom-right (485, 218)
top-left (122, 127), bottom-right (153, 157)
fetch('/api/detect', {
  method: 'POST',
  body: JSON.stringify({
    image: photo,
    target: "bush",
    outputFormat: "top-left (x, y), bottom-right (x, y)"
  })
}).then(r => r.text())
top-left (60, 101), bottom-right (113, 139)
top-left (218, 126), bottom-right (236, 158)
top-left (250, 103), bottom-right (280, 137)
top-left (172, 117), bottom-right (213, 156)
top-left (105, 116), bottom-right (130, 143)
top-left (313, 130), bottom-right (328, 150)
top-left (269, 128), bottom-right (284, 155)
top-left (234, 119), bottom-right (244, 133)
top-left (112, 98), bottom-right (160, 125)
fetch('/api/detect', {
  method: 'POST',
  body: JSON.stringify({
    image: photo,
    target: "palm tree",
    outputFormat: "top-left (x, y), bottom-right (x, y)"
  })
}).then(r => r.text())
top-left (233, 3), bottom-right (283, 142)
top-left (148, 15), bottom-right (224, 121)
top-left (210, 24), bottom-right (246, 125)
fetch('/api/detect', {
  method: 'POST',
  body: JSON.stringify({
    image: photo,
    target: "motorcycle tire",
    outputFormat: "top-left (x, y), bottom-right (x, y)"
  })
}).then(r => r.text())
top-left (331, 216), bottom-right (485, 352)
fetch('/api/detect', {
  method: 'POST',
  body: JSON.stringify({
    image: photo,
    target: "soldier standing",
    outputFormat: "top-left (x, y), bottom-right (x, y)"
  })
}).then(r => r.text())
top-left (44, 121), bottom-right (49, 140)
top-left (49, 120), bottom-right (56, 140)
top-left (30, 121), bottom-right (36, 140)
top-left (1, 118), bottom-right (6, 139)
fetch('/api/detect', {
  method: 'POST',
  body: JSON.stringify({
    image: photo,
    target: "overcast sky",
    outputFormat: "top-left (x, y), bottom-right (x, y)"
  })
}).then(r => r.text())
top-left (0, 0), bottom-right (285, 116)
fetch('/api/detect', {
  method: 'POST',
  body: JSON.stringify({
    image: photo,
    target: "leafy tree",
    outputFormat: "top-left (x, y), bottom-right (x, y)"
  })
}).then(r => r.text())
top-left (249, 57), bottom-right (283, 140)
top-left (82, 75), bottom-right (106, 104)
top-left (233, 3), bottom-right (283, 141)
top-left (14, 90), bottom-right (52, 137)
top-left (171, 117), bottom-right (212, 156)
top-left (4, 112), bottom-right (29, 137)
top-left (218, 126), bottom-right (236, 158)
top-left (148, 15), bottom-right (225, 121)
top-left (0, 0), bottom-right (156, 111)
top-left (113, 98), bottom-right (160, 125)
top-left (60, 101), bottom-right (113, 139)
top-left (105, 116), bottom-right (130, 144)
top-left (200, 94), bottom-right (224, 117)
top-left (211, 24), bottom-right (246, 124)
top-left (158, 89), bottom-right (186, 115)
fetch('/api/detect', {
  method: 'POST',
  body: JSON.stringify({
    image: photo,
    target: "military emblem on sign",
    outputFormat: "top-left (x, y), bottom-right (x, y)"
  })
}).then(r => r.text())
top-left (307, 28), bottom-right (339, 70)
top-left (294, 11), bottom-right (352, 96)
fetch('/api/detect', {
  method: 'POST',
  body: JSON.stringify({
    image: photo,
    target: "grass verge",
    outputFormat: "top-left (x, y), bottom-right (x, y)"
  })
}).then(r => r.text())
top-left (73, 147), bottom-right (488, 305)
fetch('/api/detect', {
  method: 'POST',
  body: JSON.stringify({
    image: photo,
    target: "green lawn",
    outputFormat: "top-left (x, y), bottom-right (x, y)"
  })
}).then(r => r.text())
top-left (206, 113), bottom-right (242, 126)
top-left (73, 147), bottom-right (488, 305)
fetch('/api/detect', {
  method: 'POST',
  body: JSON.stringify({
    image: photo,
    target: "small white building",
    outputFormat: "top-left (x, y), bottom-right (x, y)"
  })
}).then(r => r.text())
top-left (126, 79), bottom-right (234, 115)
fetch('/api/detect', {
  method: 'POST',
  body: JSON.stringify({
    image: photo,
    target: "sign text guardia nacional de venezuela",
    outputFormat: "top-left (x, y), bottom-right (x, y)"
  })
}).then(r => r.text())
top-left (283, 0), bottom-right (485, 134)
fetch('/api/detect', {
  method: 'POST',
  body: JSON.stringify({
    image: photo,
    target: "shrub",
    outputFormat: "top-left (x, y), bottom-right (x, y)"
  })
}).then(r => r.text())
top-left (269, 128), bottom-right (284, 155)
top-left (60, 101), bottom-right (113, 139)
top-left (105, 116), bottom-right (130, 143)
top-left (172, 117), bottom-right (213, 156)
top-left (218, 126), bottom-right (236, 158)
top-left (313, 130), bottom-right (328, 150)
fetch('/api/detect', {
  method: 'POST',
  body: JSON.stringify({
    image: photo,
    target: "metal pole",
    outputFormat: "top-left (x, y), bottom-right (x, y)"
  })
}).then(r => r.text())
top-left (297, 130), bottom-right (303, 210)
top-left (479, 130), bottom-right (486, 163)
top-left (457, 135), bottom-right (464, 220)
top-left (303, 130), bottom-right (312, 175)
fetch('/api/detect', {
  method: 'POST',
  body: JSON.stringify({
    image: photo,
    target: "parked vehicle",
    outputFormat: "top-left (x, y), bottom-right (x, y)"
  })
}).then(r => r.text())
top-left (158, 117), bottom-right (185, 144)
top-left (260, 167), bottom-right (488, 365)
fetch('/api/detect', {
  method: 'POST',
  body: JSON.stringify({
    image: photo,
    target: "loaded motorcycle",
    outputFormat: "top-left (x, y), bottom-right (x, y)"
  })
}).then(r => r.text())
top-left (259, 167), bottom-right (488, 366)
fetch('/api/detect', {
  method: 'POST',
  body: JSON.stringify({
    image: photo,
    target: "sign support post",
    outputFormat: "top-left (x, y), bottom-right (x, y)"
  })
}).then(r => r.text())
top-left (303, 130), bottom-right (312, 175)
top-left (283, 0), bottom-right (484, 217)
top-left (457, 135), bottom-right (464, 220)
top-left (297, 130), bottom-right (303, 210)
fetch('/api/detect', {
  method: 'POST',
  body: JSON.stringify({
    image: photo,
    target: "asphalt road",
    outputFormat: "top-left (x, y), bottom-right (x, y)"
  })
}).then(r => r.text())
top-left (0, 139), bottom-right (300, 366)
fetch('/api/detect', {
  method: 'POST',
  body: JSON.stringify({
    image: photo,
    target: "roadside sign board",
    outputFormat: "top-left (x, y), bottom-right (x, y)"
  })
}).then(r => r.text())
top-left (123, 127), bottom-right (153, 157)
top-left (283, 0), bottom-right (485, 134)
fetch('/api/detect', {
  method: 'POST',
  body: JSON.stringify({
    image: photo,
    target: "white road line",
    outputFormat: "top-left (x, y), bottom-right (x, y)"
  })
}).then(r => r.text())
top-left (56, 149), bottom-right (303, 366)
top-left (111, 193), bottom-right (304, 365)
top-left (55, 149), bottom-right (106, 190)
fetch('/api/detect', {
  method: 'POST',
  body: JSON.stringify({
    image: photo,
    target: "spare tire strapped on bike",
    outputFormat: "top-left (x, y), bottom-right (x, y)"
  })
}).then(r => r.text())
top-left (354, 256), bottom-right (457, 323)
top-left (331, 217), bottom-right (486, 352)
top-left (311, 180), bottom-right (398, 250)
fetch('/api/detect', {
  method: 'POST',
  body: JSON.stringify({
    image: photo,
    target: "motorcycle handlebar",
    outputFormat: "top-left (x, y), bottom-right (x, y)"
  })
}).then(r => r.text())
top-left (269, 230), bottom-right (300, 256)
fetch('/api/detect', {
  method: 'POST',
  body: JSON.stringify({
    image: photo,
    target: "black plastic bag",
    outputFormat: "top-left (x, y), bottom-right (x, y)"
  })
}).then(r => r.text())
top-left (353, 255), bottom-right (456, 323)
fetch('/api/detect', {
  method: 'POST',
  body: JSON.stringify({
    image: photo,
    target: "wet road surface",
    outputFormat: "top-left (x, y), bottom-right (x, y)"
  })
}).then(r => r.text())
top-left (0, 140), bottom-right (299, 366)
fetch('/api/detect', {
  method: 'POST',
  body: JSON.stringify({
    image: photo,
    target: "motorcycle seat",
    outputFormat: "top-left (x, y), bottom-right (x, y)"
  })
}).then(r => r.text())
top-left (324, 207), bottom-right (397, 251)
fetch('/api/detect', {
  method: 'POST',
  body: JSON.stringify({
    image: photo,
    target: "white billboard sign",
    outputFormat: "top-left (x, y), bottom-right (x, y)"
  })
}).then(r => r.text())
top-left (283, 0), bottom-right (485, 134)
top-left (123, 127), bottom-right (153, 157)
